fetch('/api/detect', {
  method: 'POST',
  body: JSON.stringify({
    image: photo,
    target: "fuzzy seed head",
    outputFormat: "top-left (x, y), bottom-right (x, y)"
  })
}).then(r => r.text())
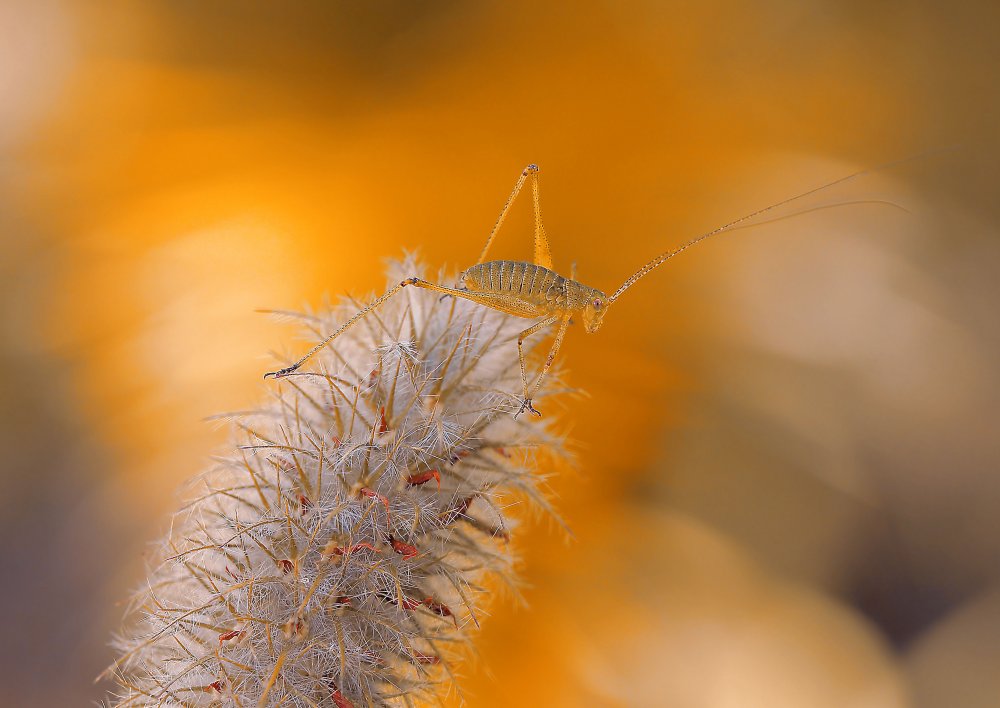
top-left (107, 257), bottom-right (567, 707)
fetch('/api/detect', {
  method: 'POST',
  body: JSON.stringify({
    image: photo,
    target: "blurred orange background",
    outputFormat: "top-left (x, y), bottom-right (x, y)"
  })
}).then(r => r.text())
top-left (2, 2), bottom-right (1000, 706)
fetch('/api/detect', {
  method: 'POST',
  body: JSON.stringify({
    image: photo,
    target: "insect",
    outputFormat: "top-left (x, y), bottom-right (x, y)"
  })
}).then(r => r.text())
top-left (265, 162), bottom-right (899, 417)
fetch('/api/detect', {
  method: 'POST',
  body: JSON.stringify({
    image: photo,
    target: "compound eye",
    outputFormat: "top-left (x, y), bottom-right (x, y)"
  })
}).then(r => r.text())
top-left (592, 299), bottom-right (602, 309)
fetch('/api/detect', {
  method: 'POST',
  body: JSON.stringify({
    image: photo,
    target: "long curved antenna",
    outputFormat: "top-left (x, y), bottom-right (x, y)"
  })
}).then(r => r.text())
top-left (607, 151), bottom-right (940, 304)
top-left (723, 198), bottom-right (912, 232)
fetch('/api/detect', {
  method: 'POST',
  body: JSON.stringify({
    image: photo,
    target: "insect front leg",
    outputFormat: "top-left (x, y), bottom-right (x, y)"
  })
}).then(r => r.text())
top-left (515, 316), bottom-right (560, 418)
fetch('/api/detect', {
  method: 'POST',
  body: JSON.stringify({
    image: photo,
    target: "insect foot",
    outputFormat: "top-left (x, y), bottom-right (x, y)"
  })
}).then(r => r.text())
top-left (106, 256), bottom-right (569, 707)
top-left (262, 364), bottom-right (298, 380)
top-left (515, 397), bottom-right (542, 419)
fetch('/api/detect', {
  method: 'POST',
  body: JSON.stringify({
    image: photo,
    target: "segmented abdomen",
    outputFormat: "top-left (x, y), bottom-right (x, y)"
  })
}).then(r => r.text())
top-left (463, 261), bottom-right (564, 301)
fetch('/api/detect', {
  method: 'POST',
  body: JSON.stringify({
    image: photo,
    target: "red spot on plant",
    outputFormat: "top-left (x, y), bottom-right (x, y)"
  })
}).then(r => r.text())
top-left (331, 687), bottom-right (354, 708)
top-left (423, 597), bottom-right (457, 626)
top-left (405, 469), bottom-right (440, 489)
top-left (218, 629), bottom-right (245, 645)
top-left (359, 487), bottom-right (391, 526)
top-left (390, 537), bottom-right (419, 559)
top-left (325, 541), bottom-right (381, 558)
top-left (397, 594), bottom-right (422, 611)
top-left (283, 617), bottom-right (307, 640)
top-left (440, 495), bottom-right (475, 525)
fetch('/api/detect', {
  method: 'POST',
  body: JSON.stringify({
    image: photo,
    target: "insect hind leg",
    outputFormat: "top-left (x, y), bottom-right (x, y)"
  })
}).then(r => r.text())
top-left (477, 164), bottom-right (552, 270)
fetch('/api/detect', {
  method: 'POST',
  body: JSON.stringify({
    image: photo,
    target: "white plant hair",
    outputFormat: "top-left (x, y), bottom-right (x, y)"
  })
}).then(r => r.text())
top-left (106, 257), bottom-right (567, 707)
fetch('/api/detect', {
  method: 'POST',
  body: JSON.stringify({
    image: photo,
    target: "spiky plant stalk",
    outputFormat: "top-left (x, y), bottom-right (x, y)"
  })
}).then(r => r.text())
top-left (107, 258), bottom-right (567, 707)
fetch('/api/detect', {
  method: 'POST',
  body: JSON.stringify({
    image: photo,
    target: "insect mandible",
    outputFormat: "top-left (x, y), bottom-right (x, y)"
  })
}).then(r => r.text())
top-left (265, 162), bottom-right (896, 417)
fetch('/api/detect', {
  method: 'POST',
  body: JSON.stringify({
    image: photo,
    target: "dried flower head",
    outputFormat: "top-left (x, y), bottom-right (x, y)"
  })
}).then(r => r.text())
top-left (107, 257), bottom-right (567, 706)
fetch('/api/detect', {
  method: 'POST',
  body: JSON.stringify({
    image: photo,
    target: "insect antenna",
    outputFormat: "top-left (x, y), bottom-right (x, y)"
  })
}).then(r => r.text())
top-left (606, 150), bottom-right (944, 304)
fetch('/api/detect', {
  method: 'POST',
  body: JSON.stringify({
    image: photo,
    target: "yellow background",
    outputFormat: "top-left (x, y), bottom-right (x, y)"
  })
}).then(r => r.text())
top-left (2, 2), bottom-right (999, 706)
